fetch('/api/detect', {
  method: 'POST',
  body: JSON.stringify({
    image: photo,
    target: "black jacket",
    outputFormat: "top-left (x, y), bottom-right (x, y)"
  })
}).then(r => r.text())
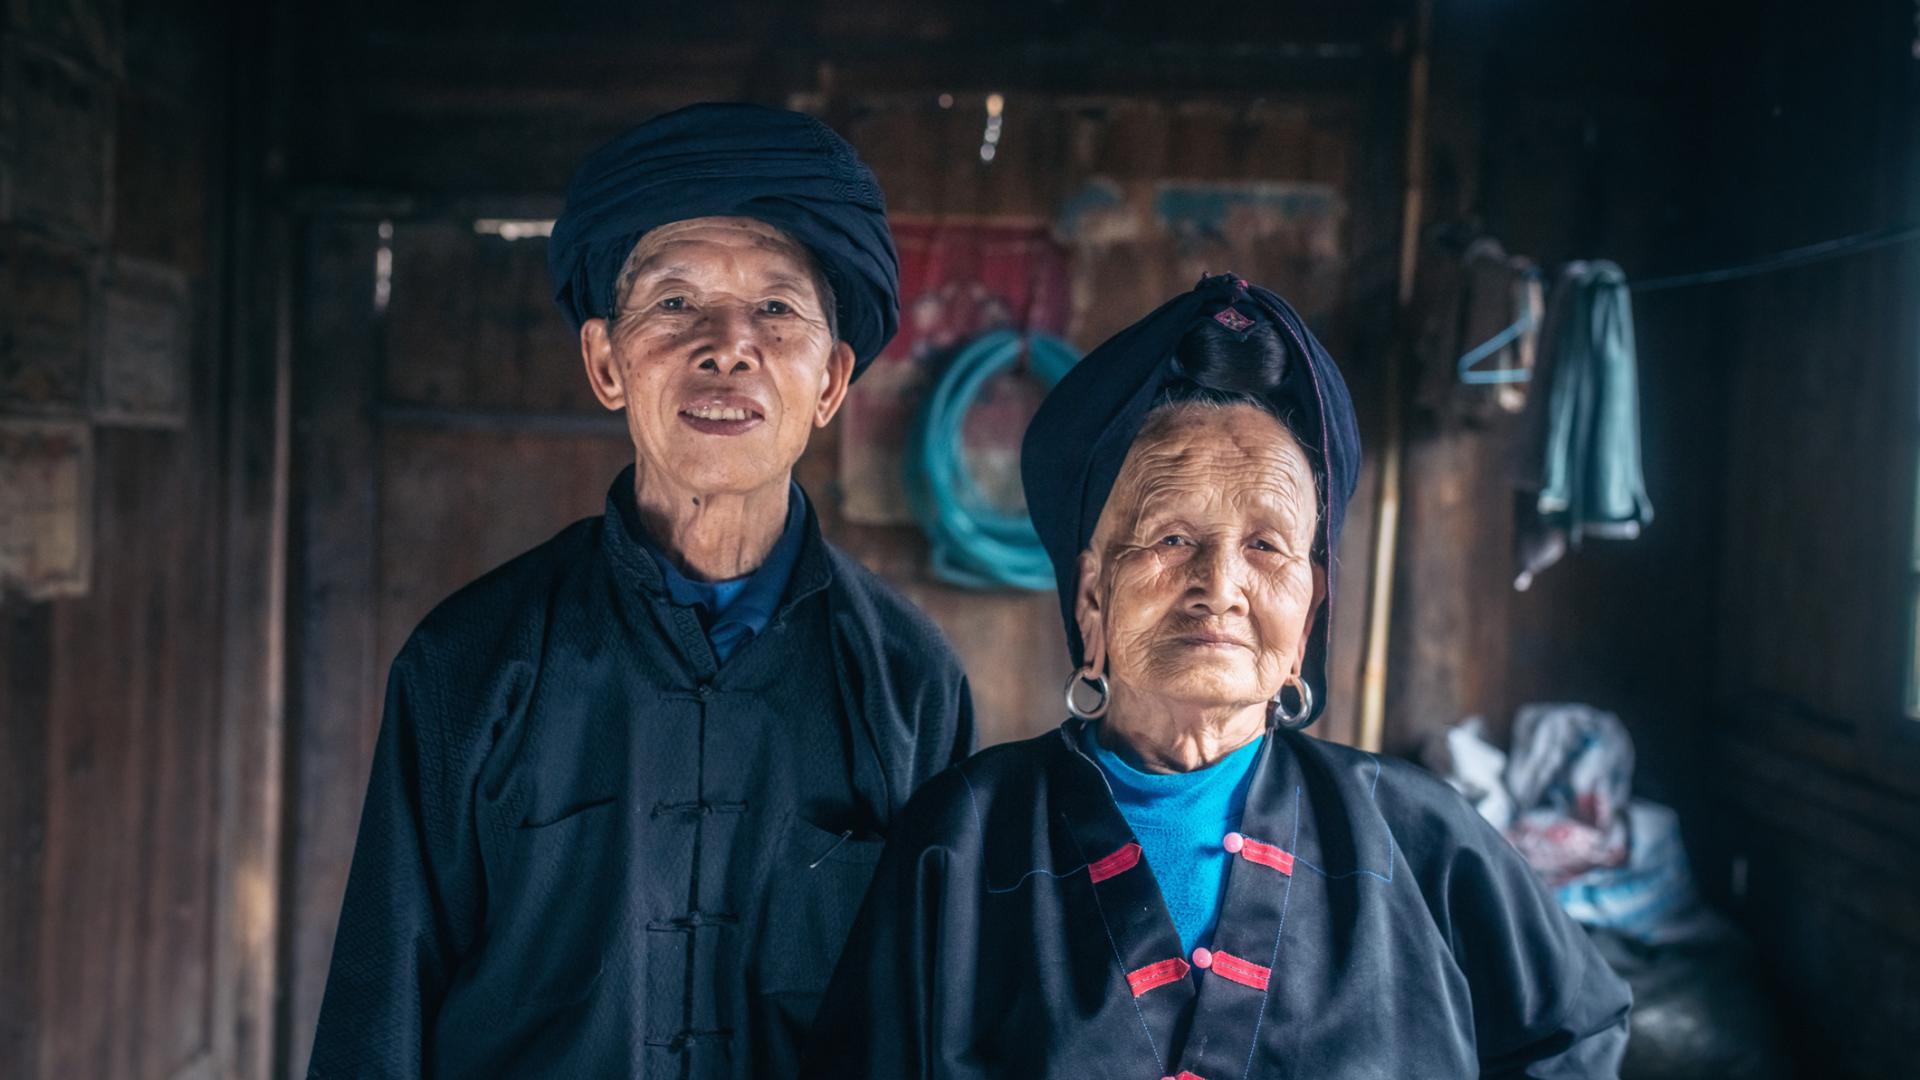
top-left (307, 474), bottom-right (974, 1078)
top-left (805, 720), bottom-right (1630, 1079)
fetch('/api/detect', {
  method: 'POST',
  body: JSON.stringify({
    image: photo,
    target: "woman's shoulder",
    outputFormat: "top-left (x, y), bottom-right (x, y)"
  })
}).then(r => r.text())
top-left (1281, 730), bottom-right (1504, 854)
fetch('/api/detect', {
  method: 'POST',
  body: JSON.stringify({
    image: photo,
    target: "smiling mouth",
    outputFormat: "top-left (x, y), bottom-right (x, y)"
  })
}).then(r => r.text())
top-left (678, 398), bottom-right (766, 434)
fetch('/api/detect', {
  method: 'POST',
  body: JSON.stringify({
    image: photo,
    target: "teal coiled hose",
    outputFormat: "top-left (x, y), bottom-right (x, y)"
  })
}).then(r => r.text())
top-left (904, 330), bottom-right (1081, 591)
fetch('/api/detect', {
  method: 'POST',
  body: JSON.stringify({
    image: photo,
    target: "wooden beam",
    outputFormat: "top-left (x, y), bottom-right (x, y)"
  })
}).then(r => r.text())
top-left (1356, 0), bottom-right (1432, 754)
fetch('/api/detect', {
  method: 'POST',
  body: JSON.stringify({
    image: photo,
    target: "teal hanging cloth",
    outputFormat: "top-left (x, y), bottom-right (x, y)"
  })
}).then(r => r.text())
top-left (1514, 261), bottom-right (1654, 590)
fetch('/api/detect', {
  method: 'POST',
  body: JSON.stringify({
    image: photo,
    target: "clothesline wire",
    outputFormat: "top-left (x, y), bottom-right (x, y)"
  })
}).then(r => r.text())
top-left (1629, 222), bottom-right (1920, 293)
top-left (1453, 224), bottom-right (1919, 381)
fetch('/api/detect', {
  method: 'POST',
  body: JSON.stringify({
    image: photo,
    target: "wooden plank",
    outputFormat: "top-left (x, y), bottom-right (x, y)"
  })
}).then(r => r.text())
top-left (0, 6), bottom-right (272, 1077)
top-left (1719, 734), bottom-right (1920, 855)
top-left (0, 36), bottom-right (116, 244)
top-left (33, 425), bottom-right (224, 1080)
top-left (374, 427), bottom-right (630, 671)
top-left (381, 220), bottom-right (592, 416)
top-left (1730, 824), bottom-right (1920, 1072)
top-left (0, 228), bottom-right (93, 417)
top-left (0, 600), bottom-right (51, 1080)
top-left (211, 4), bottom-right (294, 1074)
top-left (281, 217), bottom-right (382, 1080)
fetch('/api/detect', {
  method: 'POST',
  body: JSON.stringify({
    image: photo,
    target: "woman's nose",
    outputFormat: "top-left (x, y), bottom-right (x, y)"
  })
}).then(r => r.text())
top-left (1183, 544), bottom-right (1247, 616)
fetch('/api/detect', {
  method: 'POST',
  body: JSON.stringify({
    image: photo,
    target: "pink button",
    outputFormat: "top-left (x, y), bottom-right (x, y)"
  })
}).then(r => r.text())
top-left (1223, 832), bottom-right (1245, 854)
top-left (1191, 947), bottom-right (1213, 969)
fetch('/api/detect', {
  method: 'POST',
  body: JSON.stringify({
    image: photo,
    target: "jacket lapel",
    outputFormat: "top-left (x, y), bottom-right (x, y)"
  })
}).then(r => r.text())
top-left (1048, 722), bottom-right (1199, 1075)
top-left (1172, 734), bottom-right (1310, 1079)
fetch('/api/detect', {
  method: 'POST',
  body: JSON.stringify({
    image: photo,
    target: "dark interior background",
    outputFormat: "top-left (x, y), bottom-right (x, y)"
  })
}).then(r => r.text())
top-left (1, 1), bottom-right (1916, 1077)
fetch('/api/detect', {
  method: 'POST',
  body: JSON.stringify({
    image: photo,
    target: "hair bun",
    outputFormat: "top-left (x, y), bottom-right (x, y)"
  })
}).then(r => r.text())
top-left (1171, 312), bottom-right (1291, 397)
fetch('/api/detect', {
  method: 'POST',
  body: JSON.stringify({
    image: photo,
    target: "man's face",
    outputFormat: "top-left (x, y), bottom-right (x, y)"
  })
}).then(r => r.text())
top-left (579, 216), bottom-right (853, 498)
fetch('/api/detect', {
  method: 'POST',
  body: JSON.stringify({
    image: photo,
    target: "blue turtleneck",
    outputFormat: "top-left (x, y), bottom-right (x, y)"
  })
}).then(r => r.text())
top-left (1081, 723), bottom-right (1264, 955)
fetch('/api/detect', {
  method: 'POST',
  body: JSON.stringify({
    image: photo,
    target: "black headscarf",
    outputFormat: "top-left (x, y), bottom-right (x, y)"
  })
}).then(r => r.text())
top-left (1020, 273), bottom-right (1362, 725)
top-left (547, 102), bottom-right (901, 376)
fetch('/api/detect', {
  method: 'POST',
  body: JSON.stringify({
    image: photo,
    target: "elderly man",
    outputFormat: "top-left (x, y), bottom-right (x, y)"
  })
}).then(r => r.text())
top-left (307, 104), bottom-right (974, 1079)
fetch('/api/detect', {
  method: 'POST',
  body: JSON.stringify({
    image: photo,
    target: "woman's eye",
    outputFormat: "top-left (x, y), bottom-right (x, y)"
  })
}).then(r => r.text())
top-left (761, 299), bottom-right (793, 315)
top-left (1158, 535), bottom-right (1186, 547)
top-left (658, 296), bottom-right (688, 312)
top-left (1250, 538), bottom-right (1278, 553)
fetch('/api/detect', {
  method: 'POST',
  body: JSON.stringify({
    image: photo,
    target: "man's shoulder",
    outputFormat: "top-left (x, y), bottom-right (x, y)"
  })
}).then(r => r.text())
top-left (819, 542), bottom-right (963, 671)
top-left (399, 516), bottom-right (601, 667)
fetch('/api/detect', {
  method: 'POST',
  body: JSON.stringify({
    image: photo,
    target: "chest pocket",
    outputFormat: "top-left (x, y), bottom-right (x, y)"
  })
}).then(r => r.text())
top-left (752, 816), bottom-right (885, 997)
top-left (493, 799), bottom-right (621, 1006)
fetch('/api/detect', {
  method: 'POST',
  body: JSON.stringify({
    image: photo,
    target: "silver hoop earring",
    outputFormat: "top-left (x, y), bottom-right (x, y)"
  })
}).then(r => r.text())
top-left (1268, 673), bottom-right (1314, 729)
top-left (1064, 669), bottom-right (1110, 720)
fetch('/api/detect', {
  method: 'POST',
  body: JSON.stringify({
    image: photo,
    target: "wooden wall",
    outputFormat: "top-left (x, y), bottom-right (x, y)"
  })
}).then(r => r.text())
top-left (1700, 3), bottom-right (1920, 1075)
top-left (0, 1), bottom-right (285, 1078)
top-left (1395, 3), bottom-right (1920, 1074)
top-left (1384, 2), bottom-right (1739, 820)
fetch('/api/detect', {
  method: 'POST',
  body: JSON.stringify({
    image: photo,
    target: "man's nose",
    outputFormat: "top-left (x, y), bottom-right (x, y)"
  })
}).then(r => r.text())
top-left (692, 302), bottom-right (762, 374)
top-left (1184, 543), bottom-right (1247, 616)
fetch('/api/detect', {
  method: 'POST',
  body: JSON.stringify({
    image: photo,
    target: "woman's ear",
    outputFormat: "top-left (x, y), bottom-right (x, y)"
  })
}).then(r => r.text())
top-left (813, 340), bottom-right (856, 428)
top-left (1074, 549), bottom-right (1108, 678)
top-left (580, 318), bottom-right (625, 410)
top-left (1291, 561), bottom-right (1329, 678)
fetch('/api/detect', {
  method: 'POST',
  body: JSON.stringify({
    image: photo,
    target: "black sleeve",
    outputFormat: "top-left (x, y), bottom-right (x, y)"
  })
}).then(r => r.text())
top-left (1444, 811), bottom-right (1632, 1078)
top-left (306, 642), bottom-right (487, 1078)
top-left (802, 773), bottom-right (975, 1079)
top-left (947, 673), bottom-right (978, 768)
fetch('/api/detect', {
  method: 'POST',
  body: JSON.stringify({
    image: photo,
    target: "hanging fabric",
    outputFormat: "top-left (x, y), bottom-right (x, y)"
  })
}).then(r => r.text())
top-left (1514, 260), bottom-right (1654, 590)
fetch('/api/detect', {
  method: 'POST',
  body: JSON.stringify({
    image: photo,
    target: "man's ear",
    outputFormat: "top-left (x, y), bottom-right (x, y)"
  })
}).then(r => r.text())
top-left (581, 318), bottom-right (625, 411)
top-left (812, 340), bottom-right (857, 428)
top-left (1291, 561), bottom-right (1329, 678)
top-left (1074, 549), bottom-right (1109, 678)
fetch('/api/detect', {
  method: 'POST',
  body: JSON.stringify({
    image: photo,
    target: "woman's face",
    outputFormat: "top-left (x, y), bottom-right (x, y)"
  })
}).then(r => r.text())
top-left (1077, 404), bottom-right (1325, 714)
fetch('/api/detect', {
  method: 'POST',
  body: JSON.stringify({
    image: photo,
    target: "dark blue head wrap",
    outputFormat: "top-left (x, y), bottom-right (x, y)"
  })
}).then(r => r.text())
top-left (547, 102), bottom-right (900, 376)
top-left (1020, 273), bottom-right (1362, 726)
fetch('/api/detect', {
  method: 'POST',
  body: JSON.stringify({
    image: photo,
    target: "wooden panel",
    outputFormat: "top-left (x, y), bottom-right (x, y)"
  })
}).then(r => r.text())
top-left (1696, 3), bottom-right (1920, 1076)
top-left (0, 36), bottom-right (116, 244)
top-left (36, 427), bottom-right (224, 1078)
top-left (213, 5), bottom-right (296, 1071)
top-left (1379, 3), bottom-right (1742, 795)
top-left (374, 426), bottom-right (632, 667)
top-left (282, 219), bottom-right (383, 1079)
top-left (382, 221), bottom-right (590, 415)
top-left (0, 602), bottom-right (52, 1079)
top-left (0, 2), bottom-right (277, 1076)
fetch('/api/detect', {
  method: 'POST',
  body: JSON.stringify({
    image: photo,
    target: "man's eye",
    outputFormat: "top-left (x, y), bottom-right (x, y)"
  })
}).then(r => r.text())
top-left (1159, 535), bottom-right (1186, 547)
top-left (761, 299), bottom-right (793, 315)
top-left (658, 296), bottom-right (688, 312)
top-left (1250, 538), bottom-right (1278, 553)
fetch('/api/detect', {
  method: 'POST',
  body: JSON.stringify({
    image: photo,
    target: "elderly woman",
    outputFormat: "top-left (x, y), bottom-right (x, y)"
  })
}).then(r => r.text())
top-left (803, 275), bottom-right (1630, 1078)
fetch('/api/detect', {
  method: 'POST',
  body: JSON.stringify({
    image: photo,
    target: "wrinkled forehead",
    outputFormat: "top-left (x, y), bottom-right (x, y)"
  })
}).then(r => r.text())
top-left (623, 215), bottom-right (815, 280)
top-left (1095, 404), bottom-right (1317, 539)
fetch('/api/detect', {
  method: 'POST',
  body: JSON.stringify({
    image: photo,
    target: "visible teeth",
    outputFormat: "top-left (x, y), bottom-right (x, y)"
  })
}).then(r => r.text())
top-left (686, 406), bottom-right (751, 421)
